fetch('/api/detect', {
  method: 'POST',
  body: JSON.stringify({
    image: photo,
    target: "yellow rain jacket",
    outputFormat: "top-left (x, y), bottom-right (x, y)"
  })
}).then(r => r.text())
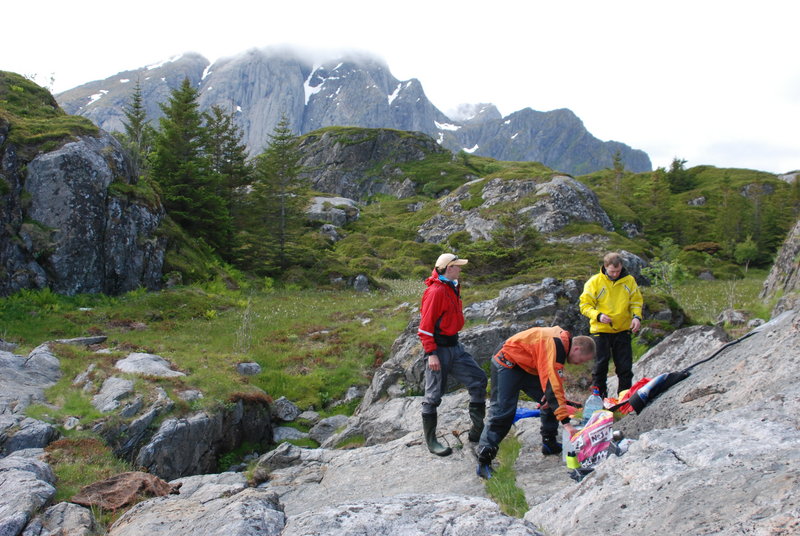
top-left (580, 267), bottom-right (643, 334)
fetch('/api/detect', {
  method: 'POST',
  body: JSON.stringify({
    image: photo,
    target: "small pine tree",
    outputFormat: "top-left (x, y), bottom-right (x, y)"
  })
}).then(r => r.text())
top-left (642, 167), bottom-right (674, 239)
top-left (666, 157), bottom-right (693, 193)
top-left (713, 174), bottom-right (750, 258)
top-left (121, 79), bottom-right (153, 178)
top-left (612, 149), bottom-right (625, 193)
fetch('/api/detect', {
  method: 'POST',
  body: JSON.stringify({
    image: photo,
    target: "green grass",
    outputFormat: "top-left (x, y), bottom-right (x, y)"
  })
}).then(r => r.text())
top-left (484, 435), bottom-right (528, 517)
top-left (672, 268), bottom-right (772, 326)
top-left (44, 436), bottom-right (134, 502)
top-left (5, 279), bottom-right (420, 422)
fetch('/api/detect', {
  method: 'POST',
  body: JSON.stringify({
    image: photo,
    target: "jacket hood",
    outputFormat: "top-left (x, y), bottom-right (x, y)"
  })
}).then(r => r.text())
top-left (601, 265), bottom-right (630, 281)
top-left (424, 268), bottom-right (440, 287)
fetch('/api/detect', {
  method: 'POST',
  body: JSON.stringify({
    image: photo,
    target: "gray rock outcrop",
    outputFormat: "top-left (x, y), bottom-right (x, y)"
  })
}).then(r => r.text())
top-left (21, 501), bottom-right (97, 536)
top-left (91, 377), bottom-right (135, 413)
top-left (134, 399), bottom-right (272, 480)
top-left (108, 473), bottom-right (285, 536)
top-left (0, 452), bottom-right (57, 536)
top-left (525, 308), bottom-right (800, 535)
top-left (1, 128), bottom-right (166, 296)
top-left (255, 420), bottom-right (485, 517)
top-left (760, 217), bottom-right (800, 315)
top-left (115, 352), bottom-right (185, 378)
top-left (0, 344), bottom-right (61, 415)
top-left (306, 196), bottom-right (360, 227)
top-left (417, 175), bottom-right (614, 244)
top-left (282, 494), bottom-right (541, 536)
top-left (0, 417), bottom-right (59, 455)
top-left (297, 128), bottom-right (444, 202)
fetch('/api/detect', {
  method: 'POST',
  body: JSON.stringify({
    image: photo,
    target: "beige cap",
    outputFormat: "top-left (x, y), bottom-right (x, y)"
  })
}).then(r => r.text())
top-left (435, 253), bottom-right (468, 270)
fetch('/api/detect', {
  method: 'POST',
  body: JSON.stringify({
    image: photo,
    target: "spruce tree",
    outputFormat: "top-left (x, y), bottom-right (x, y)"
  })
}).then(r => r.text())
top-left (121, 79), bottom-right (153, 178)
top-left (666, 157), bottom-right (693, 193)
top-left (236, 116), bottom-right (307, 274)
top-left (642, 167), bottom-right (674, 239)
top-left (713, 174), bottom-right (750, 258)
top-left (151, 78), bottom-right (231, 254)
top-left (203, 104), bottom-right (252, 208)
top-left (612, 149), bottom-right (625, 193)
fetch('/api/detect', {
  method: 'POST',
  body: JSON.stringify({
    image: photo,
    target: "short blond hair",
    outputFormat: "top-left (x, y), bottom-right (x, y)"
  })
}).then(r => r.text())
top-left (572, 335), bottom-right (596, 358)
top-left (603, 252), bottom-right (623, 268)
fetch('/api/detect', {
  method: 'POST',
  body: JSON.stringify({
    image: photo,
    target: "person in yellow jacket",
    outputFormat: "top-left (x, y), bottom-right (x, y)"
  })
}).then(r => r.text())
top-left (474, 326), bottom-right (595, 479)
top-left (579, 252), bottom-right (644, 398)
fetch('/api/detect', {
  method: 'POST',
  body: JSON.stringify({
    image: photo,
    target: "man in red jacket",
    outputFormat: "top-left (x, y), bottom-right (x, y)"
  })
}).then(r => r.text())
top-left (475, 326), bottom-right (595, 478)
top-left (418, 253), bottom-right (488, 456)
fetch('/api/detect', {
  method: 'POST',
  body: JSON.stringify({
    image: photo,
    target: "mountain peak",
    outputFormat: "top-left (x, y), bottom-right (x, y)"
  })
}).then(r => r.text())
top-left (447, 103), bottom-right (502, 124)
top-left (54, 49), bottom-right (651, 175)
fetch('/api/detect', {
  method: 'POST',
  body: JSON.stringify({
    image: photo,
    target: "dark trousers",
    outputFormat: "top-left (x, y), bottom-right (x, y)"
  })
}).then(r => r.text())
top-left (478, 359), bottom-right (559, 455)
top-left (421, 343), bottom-right (487, 415)
top-left (591, 331), bottom-right (633, 398)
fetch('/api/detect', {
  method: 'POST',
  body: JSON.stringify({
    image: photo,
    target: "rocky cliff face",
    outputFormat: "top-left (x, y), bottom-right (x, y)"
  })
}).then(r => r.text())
top-left (297, 128), bottom-right (443, 202)
top-left (55, 48), bottom-right (651, 176)
top-left (760, 217), bottom-right (800, 315)
top-left (0, 126), bottom-right (166, 296)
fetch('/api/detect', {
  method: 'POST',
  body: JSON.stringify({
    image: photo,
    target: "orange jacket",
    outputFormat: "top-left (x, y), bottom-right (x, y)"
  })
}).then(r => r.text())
top-left (495, 326), bottom-right (573, 423)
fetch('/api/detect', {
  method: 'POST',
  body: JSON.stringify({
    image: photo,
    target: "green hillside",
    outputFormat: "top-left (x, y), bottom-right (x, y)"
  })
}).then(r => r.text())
top-left (0, 71), bottom-right (97, 157)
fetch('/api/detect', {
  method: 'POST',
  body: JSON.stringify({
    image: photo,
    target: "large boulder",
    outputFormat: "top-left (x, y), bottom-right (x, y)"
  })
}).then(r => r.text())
top-left (21, 501), bottom-right (97, 536)
top-left (417, 175), bottom-right (614, 244)
top-left (0, 344), bottom-right (61, 415)
top-left (134, 399), bottom-right (272, 480)
top-left (305, 196), bottom-right (360, 227)
top-left (1, 130), bottom-right (166, 296)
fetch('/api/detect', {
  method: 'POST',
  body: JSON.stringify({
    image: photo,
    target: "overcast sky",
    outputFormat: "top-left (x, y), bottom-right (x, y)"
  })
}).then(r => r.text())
top-left (5, 1), bottom-right (798, 174)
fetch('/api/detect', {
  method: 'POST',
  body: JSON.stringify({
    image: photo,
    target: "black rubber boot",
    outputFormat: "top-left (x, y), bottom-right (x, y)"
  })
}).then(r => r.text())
top-left (422, 413), bottom-right (452, 456)
top-left (475, 444), bottom-right (497, 479)
top-left (467, 402), bottom-right (486, 442)
top-left (541, 436), bottom-right (562, 456)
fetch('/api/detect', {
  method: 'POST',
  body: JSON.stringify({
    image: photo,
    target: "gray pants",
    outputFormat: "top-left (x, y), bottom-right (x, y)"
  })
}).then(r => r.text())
top-left (421, 343), bottom-right (487, 415)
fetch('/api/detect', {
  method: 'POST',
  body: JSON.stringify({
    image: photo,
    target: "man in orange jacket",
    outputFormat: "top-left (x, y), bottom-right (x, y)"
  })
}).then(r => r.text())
top-left (475, 326), bottom-right (595, 478)
top-left (418, 253), bottom-right (488, 457)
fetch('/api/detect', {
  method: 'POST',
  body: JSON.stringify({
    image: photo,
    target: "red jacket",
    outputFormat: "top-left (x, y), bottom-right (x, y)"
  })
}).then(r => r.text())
top-left (418, 269), bottom-right (465, 354)
top-left (495, 326), bottom-right (573, 423)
